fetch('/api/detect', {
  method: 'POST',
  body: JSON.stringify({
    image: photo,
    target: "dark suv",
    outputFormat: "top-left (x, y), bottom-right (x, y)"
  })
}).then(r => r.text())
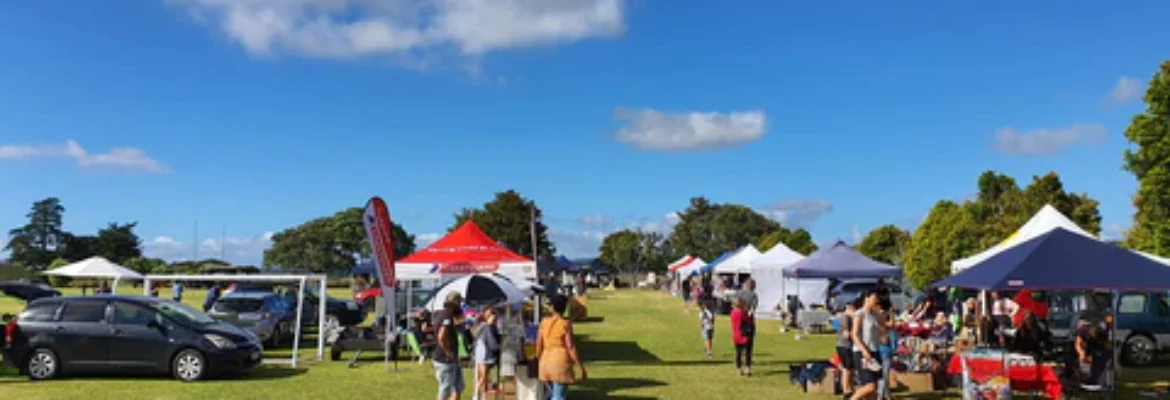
top-left (3, 296), bottom-right (262, 381)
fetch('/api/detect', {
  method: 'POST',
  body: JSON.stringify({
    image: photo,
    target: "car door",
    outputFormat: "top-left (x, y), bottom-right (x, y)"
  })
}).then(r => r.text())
top-left (53, 299), bottom-right (112, 367)
top-left (107, 301), bottom-right (170, 369)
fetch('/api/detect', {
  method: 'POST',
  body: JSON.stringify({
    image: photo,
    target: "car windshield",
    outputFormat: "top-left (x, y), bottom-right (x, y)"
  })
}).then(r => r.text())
top-left (213, 298), bottom-right (265, 313)
top-left (155, 301), bottom-right (216, 325)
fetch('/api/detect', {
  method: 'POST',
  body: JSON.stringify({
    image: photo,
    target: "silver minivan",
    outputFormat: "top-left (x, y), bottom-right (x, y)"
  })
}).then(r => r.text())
top-left (209, 292), bottom-right (294, 348)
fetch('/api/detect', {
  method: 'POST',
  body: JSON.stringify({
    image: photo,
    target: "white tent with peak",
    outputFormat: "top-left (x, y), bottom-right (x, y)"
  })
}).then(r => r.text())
top-left (45, 256), bottom-right (143, 293)
top-left (711, 244), bottom-right (762, 274)
top-left (951, 204), bottom-right (1095, 274)
top-left (951, 204), bottom-right (1170, 274)
top-left (750, 242), bottom-right (829, 318)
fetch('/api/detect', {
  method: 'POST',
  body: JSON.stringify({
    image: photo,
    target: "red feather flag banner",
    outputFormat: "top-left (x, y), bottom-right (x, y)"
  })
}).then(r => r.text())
top-left (362, 197), bottom-right (397, 351)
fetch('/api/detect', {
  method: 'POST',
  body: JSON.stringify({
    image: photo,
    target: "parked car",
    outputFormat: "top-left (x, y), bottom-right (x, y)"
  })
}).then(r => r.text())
top-left (232, 281), bottom-right (366, 328)
top-left (209, 292), bottom-right (295, 348)
top-left (827, 279), bottom-right (915, 312)
top-left (1048, 290), bottom-right (1170, 366)
top-left (3, 296), bottom-right (262, 381)
top-left (355, 287), bottom-right (435, 320)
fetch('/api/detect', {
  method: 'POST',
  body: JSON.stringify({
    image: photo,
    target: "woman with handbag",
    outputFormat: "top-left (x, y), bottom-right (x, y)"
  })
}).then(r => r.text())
top-left (535, 295), bottom-right (587, 400)
top-left (730, 298), bottom-right (755, 376)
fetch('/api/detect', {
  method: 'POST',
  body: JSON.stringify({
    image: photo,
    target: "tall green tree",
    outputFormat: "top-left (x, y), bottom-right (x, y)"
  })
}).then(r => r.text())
top-left (264, 207), bottom-right (416, 272)
top-left (57, 233), bottom-right (99, 262)
top-left (756, 227), bottom-right (818, 255)
top-left (857, 224), bottom-right (911, 265)
top-left (5, 197), bottom-right (67, 269)
top-left (902, 201), bottom-right (983, 289)
top-left (1124, 61), bottom-right (1170, 254)
top-left (598, 229), bottom-right (644, 272)
top-left (668, 197), bottom-right (780, 260)
top-left (95, 222), bottom-right (142, 264)
top-left (451, 190), bottom-right (554, 258)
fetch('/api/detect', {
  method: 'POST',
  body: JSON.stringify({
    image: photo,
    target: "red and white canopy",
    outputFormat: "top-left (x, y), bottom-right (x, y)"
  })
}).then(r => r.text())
top-left (397, 221), bottom-right (537, 281)
top-left (670, 255), bottom-right (707, 276)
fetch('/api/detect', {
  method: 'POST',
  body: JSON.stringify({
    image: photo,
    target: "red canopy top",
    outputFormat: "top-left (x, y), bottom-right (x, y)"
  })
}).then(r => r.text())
top-left (669, 255), bottom-right (698, 272)
top-left (398, 220), bottom-right (532, 264)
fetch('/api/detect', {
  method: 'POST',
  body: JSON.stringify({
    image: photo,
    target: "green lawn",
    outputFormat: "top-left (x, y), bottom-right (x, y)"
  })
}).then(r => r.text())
top-left (1, 288), bottom-right (1168, 399)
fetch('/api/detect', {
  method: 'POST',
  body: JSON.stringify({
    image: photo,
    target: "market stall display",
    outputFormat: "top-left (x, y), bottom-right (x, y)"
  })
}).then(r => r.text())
top-left (947, 348), bottom-right (1061, 399)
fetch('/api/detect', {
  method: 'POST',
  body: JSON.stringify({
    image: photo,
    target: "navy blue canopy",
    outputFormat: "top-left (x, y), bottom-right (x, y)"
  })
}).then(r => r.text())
top-left (783, 240), bottom-right (901, 279)
top-left (351, 261), bottom-right (375, 275)
top-left (556, 256), bottom-right (574, 268)
top-left (932, 228), bottom-right (1170, 291)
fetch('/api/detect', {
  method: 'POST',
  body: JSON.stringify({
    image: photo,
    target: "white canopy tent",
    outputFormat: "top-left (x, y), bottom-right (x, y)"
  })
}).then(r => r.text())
top-left (750, 243), bottom-right (829, 319)
top-left (44, 256), bottom-right (143, 294)
top-left (711, 245), bottom-right (762, 274)
top-left (951, 204), bottom-right (1095, 274)
top-left (143, 274), bottom-right (328, 368)
top-left (677, 258), bottom-right (708, 277)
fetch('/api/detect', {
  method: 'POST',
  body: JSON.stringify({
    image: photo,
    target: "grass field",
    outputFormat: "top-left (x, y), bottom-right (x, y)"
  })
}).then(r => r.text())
top-left (2, 288), bottom-right (1168, 399)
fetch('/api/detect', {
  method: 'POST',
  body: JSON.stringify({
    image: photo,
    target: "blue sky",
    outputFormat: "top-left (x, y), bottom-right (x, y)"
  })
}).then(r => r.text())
top-left (1, 1), bottom-right (1167, 265)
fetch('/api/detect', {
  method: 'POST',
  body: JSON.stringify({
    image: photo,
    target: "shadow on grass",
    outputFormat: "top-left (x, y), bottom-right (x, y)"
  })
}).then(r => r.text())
top-left (579, 341), bottom-right (661, 365)
top-left (31, 366), bottom-right (309, 382)
top-left (571, 377), bottom-right (667, 399)
top-left (575, 316), bottom-right (606, 324)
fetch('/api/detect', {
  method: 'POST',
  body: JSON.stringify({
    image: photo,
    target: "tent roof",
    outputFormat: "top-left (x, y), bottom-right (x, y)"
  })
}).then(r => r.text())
top-left (783, 240), bottom-right (901, 279)
top-left (933, 227), bottom-right (1170, 291)
top-left (669, 255), bottom-right (706, 272)
top-left (44, 257), bottom-right (143, 279)
top-left (952, 204), bottom-right (1093, 273)
top-left (555, 255), bottom-right (574, 267)
top-left (751, 242), bottom-right (806, 270)
top-left (676, 257), bottom-right (708, 276)
top-left (399, 221), bottom-right (533, 265)
top-left (700, 250), bottom-right (737, 273)
top-left (711, 245), bottom-right (762, 274)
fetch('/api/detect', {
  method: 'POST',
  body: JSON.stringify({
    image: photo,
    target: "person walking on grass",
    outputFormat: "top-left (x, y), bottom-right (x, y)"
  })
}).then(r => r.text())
top-left (434, 292), bottom-right (466, 400)
top-left (474, 307), bottom-right (501, 400)
top-left (536, 295), bottom-right (587, 400)
top-left (730, 298), bottom-right (755, 376)
top-left (850, 291), bottom-right (885, 400)
top-left (836, 299), bottom-right (860, 398)
top-left (699, 298), bottom-right (715, 359)
top-left (739, 279), bottom-right (758, 316)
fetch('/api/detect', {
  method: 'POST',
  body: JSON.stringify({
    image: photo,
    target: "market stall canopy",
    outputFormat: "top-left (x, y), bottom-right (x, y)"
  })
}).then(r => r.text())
top-left (710, 245), bottom-right (762, 274)
top-left (951, 204), bottom-right (1094, 274)
top-left (424, 274), bottom-right (528, 311)
top-left (397, 221), bottom-right (536, 280)
top-left (699, 249), bottom-right (737, 274)
top-left (669, 255), bottom-right (706, 273)
top-left (933, 228), bottom-right (1170, 291)
top-left (783, 240), bottom-right (901, 279)
top-left (750, 243), bottom-right (829, 315)
top-left (668, 255), bottom-right (695, 271)
top-left (44, 256), bottom-right (143, 280)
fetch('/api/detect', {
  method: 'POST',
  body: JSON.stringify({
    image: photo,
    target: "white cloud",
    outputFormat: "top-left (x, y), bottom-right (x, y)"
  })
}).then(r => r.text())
top-left (850, 225), bottom-right (862, 244)
top-left (994, 123), bottom-right (1107, 156)
top-left (547, 212), bottom-right (679, 258)
top-left (416, 232), bottom-right (442, 246)
top-left (1104, 76), bottom-right (1142, 105)
top-left (549, 228), bottom-right (607, 258)
top-left (579, 214), bottom-right (614, 229)
top-left (143, 232), bottom-right (273, 265)
top-left (170, 0), bottom-right (624, 64)
top-left (613, 108), bottom-right (767, 151)
top-left (759, 199), bottom-right (833, 229)
top-left (0, 139), bottom-right (168, 173)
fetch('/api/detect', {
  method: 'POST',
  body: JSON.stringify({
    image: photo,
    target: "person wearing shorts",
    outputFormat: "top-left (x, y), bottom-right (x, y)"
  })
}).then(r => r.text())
top-left (433, 292), bottom-right (465, 400)
top-left (836, 299), bottom-right (859, 396)
top-left (700, 299), bottom-right (715, 358)
top-left (850, 291), bottom-right (885, 400)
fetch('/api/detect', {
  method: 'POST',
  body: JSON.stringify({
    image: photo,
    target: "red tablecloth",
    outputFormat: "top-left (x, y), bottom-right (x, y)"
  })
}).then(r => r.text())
top-left (896, 323), bottom-right (932, 338)
top-left (946, 355), bottom-right (1062, 399)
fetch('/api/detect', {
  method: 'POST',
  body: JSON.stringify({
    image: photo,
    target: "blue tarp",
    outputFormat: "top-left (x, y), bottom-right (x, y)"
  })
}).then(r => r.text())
top-left (932, 228), bottom-right (1170, 291)
top-left (701, 248), bottom-right (740, 273)
top-left (352, 261), bottom-right (375, 275)
top-left (783, 240), bottom-right (901, 279)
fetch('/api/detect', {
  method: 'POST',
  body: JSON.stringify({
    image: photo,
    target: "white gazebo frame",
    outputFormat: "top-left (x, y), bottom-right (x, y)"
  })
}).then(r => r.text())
top-left (143, 274), bottom-right (328, 368)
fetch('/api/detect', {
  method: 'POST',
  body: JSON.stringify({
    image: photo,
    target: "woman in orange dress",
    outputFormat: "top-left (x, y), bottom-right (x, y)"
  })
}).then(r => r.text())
top-left (536, 296), bottom-right (587, 400)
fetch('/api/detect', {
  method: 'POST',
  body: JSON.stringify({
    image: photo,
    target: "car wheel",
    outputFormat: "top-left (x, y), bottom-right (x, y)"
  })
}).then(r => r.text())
top-left (1123, 335), bottom-right (1156, 367)
top-left (172, 349), bottom-right (208, 382)
top-left (26, 348), bottom-right (60, 380)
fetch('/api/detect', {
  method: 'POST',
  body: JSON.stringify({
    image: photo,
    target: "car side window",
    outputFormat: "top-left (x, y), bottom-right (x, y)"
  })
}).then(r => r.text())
top-left (60, 301), bottom-right (108, 323)
top-left (113, 301), bottom-right (155, 326)
top-left (18, 303), bottom-right (60, 322)
top-left (1118, 294), bottom-right (1146, 314)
